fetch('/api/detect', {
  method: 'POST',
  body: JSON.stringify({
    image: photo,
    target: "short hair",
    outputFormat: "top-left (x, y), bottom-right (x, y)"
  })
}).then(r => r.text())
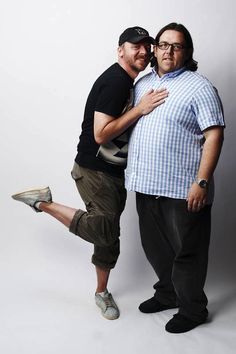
top-left (151, 22), bottom-right (198, 71)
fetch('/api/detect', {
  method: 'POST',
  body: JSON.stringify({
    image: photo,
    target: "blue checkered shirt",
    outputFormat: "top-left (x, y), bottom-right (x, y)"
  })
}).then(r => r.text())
top-left (125, 68), bottom-right (225, 201)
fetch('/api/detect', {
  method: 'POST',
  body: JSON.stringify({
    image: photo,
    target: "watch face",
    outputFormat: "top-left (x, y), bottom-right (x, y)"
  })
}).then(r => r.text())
top-left (199, 180), bottom-right (208, 188)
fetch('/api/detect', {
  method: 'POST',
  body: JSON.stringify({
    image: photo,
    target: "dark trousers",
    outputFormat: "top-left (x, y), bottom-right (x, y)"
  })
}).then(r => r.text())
top-left (136, 193), bottom-right (211, 322)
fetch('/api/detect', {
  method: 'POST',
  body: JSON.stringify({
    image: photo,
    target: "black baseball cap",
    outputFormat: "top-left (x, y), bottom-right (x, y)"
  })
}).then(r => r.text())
top-left (118, 26), bottom-right (155, 46)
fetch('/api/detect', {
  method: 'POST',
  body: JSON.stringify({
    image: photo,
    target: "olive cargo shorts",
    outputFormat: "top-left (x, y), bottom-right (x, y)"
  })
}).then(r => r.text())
top-left (70, 162), bottom-right (127, 269)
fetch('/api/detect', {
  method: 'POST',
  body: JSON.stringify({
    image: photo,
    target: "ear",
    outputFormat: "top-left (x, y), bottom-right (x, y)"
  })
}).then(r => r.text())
top-left (153, 45), bottom-right (158, 58)
top-left (117, 45), bottom-right (124, 58)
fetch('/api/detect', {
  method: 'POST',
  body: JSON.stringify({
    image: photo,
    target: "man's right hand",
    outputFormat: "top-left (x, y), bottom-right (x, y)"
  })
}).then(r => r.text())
top-left (138, 88), bottom-right (169, 115)
top-left (94, 89), bottom-right (168, 145)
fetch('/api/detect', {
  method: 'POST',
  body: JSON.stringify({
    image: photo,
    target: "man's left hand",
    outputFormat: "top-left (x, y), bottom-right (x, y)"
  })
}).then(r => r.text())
top-left (186, 183), bottom-right (207, 212)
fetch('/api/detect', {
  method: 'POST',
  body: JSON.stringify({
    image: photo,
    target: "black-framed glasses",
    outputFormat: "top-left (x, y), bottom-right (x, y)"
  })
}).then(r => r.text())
top-left (157, 42), bottom-right (185, 51)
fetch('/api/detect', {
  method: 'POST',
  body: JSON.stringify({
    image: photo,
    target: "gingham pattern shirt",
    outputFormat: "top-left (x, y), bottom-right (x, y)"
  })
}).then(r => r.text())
top-left (125, 68), bottom-right (225, 201)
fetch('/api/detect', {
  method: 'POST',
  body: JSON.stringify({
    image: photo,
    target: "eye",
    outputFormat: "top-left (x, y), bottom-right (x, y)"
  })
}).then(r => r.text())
top-left (172, 43), bottom-right (185, 50)
top-left (157, 42), bottom-right (169, 50)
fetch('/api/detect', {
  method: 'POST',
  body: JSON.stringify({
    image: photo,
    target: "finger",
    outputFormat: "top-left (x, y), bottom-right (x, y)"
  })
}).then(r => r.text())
top-left (152, 94), bottom-right (168, 103)
top-left (195, 199), bottom-right (206, 212)
top-left (153, 92), bottom-right (169, 100)
top-left (153, 99), bottom-right (165, 107)
top-left (197, 202), bottom-right (203, 211)
top-left (198, 199), bottom-right (206, 210)
top-left (146, 89), bottom-right (154, 95)
top-left (187, 199), bottom-right (193, 212)
top-left (156, 91), bottom-right (169, 97)
top-left (188, 199), bottom-right (200, 212)
top-left (155, 88), bottom-right (167, 93)
top-left (153, 89), bottom-right (168, 96)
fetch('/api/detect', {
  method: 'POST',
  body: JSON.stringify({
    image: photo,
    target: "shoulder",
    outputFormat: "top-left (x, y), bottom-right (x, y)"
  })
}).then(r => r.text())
top-left (91, 65), bottom-right (131, 96)
top-left (180, 71), bottom-right (218, 96)
top-left (183, 70), bottom-right (214, 87)
top-left (135, 71), bottom-right (153, 86)
top-left (97, 63), bottom-right (132, 88)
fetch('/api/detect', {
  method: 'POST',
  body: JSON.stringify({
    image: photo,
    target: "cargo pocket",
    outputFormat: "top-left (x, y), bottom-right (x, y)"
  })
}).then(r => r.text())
top-left (71, 162), bottom-right (83, 181)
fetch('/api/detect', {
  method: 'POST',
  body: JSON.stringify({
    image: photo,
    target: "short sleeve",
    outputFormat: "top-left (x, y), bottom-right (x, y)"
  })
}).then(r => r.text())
top-left (192, 84), bottom-right (225, 131)
top-left (95, 77), bottom-right (131, 117)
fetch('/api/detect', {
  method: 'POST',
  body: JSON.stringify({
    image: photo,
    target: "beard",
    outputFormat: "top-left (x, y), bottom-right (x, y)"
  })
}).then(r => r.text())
top-left (130, 57), bottom-right (149, 73)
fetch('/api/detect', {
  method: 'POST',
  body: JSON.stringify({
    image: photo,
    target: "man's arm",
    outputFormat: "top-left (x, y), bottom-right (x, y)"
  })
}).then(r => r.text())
top-left (94, 88), bottom-right (168, 145)
top-left (187, 126), bottom-right (224, 212)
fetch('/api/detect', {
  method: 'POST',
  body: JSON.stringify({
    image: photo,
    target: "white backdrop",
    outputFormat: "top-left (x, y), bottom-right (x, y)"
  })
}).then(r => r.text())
top-left (1, 1), bottom-right (236, 353)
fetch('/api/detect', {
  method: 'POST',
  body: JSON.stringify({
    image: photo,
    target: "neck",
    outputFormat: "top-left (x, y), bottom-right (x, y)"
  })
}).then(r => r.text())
top-left (118, 59), bottom-right (139, 79)
top-left (155, 65), bottom-right (164, 77)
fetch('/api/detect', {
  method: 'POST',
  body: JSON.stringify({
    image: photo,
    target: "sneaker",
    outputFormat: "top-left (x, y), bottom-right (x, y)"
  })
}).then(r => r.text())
top-left (95, 290), bottom-right (120, 320)
top-left (11, 186), bottom-right (52, 212)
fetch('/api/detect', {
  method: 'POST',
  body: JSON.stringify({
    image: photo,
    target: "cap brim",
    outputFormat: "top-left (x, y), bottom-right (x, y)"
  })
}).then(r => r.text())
top-left (129, 35), bottom-right (155, 45)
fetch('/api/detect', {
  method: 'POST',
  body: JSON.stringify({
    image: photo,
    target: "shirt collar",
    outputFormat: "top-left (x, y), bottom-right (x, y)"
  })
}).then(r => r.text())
top-left (151, 66), bottom-right (186, 79)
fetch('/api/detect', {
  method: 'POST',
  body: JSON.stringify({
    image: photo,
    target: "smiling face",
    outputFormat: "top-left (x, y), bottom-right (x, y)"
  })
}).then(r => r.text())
top-left (118, 41), bottom-right (151, 78)
top-left (154, 30), bottom-right (187, 77)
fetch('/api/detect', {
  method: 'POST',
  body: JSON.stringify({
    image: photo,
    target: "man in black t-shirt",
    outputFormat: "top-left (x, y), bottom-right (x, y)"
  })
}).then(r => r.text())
top-left (12, 27), bottom-right (168, 320)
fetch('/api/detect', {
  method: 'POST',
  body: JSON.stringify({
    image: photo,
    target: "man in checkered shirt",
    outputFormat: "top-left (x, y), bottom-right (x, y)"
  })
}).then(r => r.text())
top-left (126, 22), bottom-right (225, 333)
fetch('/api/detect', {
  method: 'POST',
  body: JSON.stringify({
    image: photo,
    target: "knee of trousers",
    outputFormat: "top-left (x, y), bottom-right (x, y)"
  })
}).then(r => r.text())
top-left (70, 210), bottom-right (120, 247)
top-left (93, 213), bottom-right (120, 247)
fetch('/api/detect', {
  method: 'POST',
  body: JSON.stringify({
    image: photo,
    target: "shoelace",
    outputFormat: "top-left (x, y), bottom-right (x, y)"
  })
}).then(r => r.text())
top-left (103, 294), bottom-right (116, 309)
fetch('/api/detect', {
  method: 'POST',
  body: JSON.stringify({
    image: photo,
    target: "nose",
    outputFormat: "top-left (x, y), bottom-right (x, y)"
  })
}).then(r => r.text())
top-left (166, 45), bottom-right (174, 54)
top-left (139, 45), bottom-right (149, 54)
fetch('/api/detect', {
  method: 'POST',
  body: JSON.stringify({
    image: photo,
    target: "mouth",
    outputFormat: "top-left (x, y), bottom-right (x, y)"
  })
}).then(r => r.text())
top-left (137, 57), bottom-right (147, 62)
top-left (162, 58), bottom-right (174, 65)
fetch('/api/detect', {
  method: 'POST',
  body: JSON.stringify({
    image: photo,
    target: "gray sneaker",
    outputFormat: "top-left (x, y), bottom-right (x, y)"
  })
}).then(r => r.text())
top-left (95, 290), bottom-right (120, 320)
top-left (12, 186), bottom-right (52, 212)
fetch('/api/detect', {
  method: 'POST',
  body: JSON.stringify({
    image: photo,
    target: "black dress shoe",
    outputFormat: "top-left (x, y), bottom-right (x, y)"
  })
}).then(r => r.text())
top-left (139, 297), bottom-right (177, 313)
top-left (165, 313), bottom-right (206, 333)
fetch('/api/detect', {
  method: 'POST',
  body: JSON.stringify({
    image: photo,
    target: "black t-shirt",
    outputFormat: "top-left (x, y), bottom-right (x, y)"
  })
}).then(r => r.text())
top-left (75, 63), bottom-right (134, 177)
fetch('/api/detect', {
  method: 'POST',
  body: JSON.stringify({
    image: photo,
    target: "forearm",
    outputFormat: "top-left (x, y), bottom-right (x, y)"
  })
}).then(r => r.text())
top-left (95, 105), bottom-right (143, 145)
top-left (187, 126), bottom-right (224, 212)
top-left (94, 88), bottom-right (168, 145)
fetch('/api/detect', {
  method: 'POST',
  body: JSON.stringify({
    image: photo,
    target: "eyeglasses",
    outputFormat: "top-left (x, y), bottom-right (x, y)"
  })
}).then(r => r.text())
top-left (157, 42), bottom-right (185, 51)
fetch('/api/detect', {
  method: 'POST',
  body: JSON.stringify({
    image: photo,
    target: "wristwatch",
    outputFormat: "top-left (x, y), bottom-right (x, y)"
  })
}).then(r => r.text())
top-left (196, 179), bottom-right (209, 189)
